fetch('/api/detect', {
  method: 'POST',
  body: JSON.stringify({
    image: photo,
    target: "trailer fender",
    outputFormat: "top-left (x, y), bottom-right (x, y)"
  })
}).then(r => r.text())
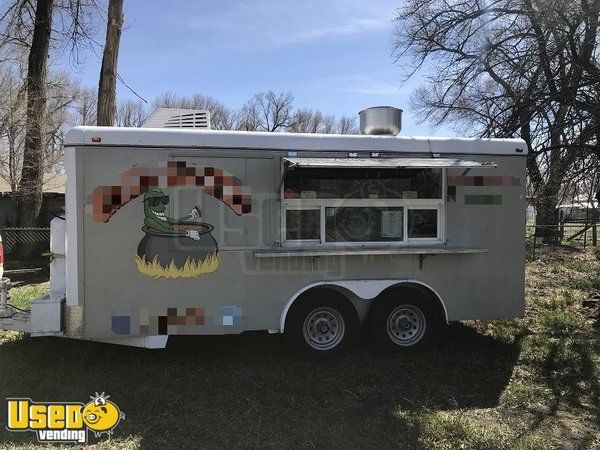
top-left (279, 280), bottom-right (448, 333)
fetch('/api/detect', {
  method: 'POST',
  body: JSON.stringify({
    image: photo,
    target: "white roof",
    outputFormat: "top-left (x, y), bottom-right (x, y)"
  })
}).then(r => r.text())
top-left (64, 126), bottom-right (528, 156)
top-left (283, 157), bottom-right (497, 169)
top-left (559, 201), bottom-right (598, 209)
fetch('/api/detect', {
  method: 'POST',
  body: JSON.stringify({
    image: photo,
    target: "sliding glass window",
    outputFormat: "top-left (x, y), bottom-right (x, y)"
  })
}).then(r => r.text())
top-left (282, 166), bottom-right (445, 245)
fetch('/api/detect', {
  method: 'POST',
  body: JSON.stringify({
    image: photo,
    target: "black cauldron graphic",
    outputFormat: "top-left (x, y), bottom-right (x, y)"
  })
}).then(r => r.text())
top-left (135, 222), bottom-right (220, 278)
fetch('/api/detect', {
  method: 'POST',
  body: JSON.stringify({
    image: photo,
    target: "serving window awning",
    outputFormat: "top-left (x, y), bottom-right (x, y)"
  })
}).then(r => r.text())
top-left (282, 157), bottom-right (497, 169)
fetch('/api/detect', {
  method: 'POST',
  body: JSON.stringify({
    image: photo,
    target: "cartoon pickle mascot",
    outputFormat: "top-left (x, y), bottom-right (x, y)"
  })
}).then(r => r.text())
top-left (143, 187), bottom-right (202, 239)
top-left (82, 392), bottom-right (124, 438)
top-left (136, 187), bottom-right (220, 278)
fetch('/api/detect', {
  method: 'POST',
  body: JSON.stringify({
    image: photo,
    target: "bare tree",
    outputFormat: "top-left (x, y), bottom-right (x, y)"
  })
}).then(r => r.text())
top-left (72, 86), bottom-right (97, 125)
top-left (236, 102), bottom-right (260, 131)
top-left (151, 90), bottom-right (358, 135)
top-left (0, 0), bottom-right (103, 229)
top-left (288, 110), bottom-right (358, 134)
top-left (337, 115), bottom-right (359, 134)
top-left (393, 0), bottom-right (600, 240)
top-left (289, 109), bottom-right (336, 133)
top-left (0, 63), bottom-right (26, 192)
top-left (17, 0), bottom-right (53, 226)
top-left (44, 70), bottom-right (76, 174)
top-left (1, 60), bottom-right (77, 195)
top-left (239, 91), bottom-right (294, 132)
top-left (115, 98), bottom-right (149, 127)
top-left (96, 0), bottom-right (123, 126)
top-left (287, 108), bottom-right (312, 133)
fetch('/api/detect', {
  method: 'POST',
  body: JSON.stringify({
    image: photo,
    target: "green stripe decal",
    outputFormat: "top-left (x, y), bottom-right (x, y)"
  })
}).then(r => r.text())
top-left (464, 194), bottom-right (503, 205)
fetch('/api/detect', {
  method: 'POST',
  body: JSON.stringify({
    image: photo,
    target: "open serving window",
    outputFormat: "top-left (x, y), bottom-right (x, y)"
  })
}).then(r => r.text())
top-left (280, 157), bottom-right (496, 246)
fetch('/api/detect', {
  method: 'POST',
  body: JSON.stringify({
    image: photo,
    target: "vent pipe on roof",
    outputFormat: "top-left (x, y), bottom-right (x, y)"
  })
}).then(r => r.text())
top-left (359, 106), bottom-right (402, 135)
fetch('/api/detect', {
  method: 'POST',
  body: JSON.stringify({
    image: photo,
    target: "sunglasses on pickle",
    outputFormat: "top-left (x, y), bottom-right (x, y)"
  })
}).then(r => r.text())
top-left (145, 196), bottom-right (170, 207)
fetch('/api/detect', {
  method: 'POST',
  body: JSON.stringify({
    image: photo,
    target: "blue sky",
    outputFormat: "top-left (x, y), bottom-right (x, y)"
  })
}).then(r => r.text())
top-left (58, 0), bottom-right (454, 136)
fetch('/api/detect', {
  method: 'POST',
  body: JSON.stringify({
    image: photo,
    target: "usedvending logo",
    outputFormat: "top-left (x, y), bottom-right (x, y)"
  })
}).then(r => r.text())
top-left (6, 392), bottom-right (124, 444)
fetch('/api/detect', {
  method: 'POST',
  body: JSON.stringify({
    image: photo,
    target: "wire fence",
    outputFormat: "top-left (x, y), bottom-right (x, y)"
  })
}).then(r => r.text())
top-left (526, 222), bottom-right (599, 259)
top-left (0, 227), bottom-right (51, 255)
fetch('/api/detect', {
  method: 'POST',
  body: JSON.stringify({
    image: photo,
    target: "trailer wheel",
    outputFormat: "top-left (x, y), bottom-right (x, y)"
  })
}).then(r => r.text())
top-left (367, 289), bottom-right (441, 352)
top-left (285, 292), bottom-right (359, 358)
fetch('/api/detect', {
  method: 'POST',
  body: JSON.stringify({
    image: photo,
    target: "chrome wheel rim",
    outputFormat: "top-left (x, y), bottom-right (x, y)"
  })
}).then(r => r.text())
top-left (387, 305), bottom-right (426, 346)
top-left (303, 307), bottom-right (345, 351)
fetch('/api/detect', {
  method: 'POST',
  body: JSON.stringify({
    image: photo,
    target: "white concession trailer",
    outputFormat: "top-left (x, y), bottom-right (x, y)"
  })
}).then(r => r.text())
top-left (0, 107), bottom-right (527, 356)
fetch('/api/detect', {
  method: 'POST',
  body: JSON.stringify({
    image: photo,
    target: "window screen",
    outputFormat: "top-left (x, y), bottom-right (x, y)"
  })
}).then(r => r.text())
top-left (408, 209), bottom-right (438, 238)
top-left (285, 209), bottom-right (320, 240)
top-left (325, 207), bottom-right (404, 242)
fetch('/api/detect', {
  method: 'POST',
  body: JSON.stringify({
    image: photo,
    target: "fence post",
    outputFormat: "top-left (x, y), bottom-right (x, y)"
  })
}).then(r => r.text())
top-left (559, 220), bottom-right (564, 242)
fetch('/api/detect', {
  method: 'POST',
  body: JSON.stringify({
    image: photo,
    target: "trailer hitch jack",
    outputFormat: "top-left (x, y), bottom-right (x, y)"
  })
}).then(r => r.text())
top-left (0, 277), bottom-right (14, 318)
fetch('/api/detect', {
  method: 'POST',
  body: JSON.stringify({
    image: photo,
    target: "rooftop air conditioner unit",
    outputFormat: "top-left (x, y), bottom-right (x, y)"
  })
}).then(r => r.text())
top-left (142, 108), bottom-right (211, 129)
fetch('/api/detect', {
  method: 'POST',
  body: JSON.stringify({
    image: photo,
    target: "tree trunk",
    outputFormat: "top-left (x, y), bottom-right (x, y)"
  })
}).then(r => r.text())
top-left (16, 0), bottom-right (53, 227)
top-left (97, 0), bottom-right (124, 126)
top-left (534, 179), bottom-right (562, 244)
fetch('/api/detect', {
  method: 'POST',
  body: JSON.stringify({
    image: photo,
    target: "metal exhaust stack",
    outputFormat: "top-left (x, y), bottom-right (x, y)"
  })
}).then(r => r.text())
top-left (359, 106), bottom-right (403, 135)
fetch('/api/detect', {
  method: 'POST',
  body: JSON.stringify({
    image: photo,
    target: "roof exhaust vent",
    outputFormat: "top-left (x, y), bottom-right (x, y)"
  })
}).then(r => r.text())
top-left (142, 108), bottom-right (211, 129)
top-left (359, 106), bottom-right (402, 136)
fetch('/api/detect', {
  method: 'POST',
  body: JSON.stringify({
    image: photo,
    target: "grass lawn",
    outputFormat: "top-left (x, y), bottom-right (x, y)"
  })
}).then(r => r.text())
top-left (0, 247), bottom-right (598, 449)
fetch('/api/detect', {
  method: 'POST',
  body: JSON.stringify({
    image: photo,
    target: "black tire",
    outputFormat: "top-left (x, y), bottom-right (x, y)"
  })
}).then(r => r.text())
top-left (367, 288), bottom-right (442, 353)
top-left (285, 291), bottom-right (359, 359)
